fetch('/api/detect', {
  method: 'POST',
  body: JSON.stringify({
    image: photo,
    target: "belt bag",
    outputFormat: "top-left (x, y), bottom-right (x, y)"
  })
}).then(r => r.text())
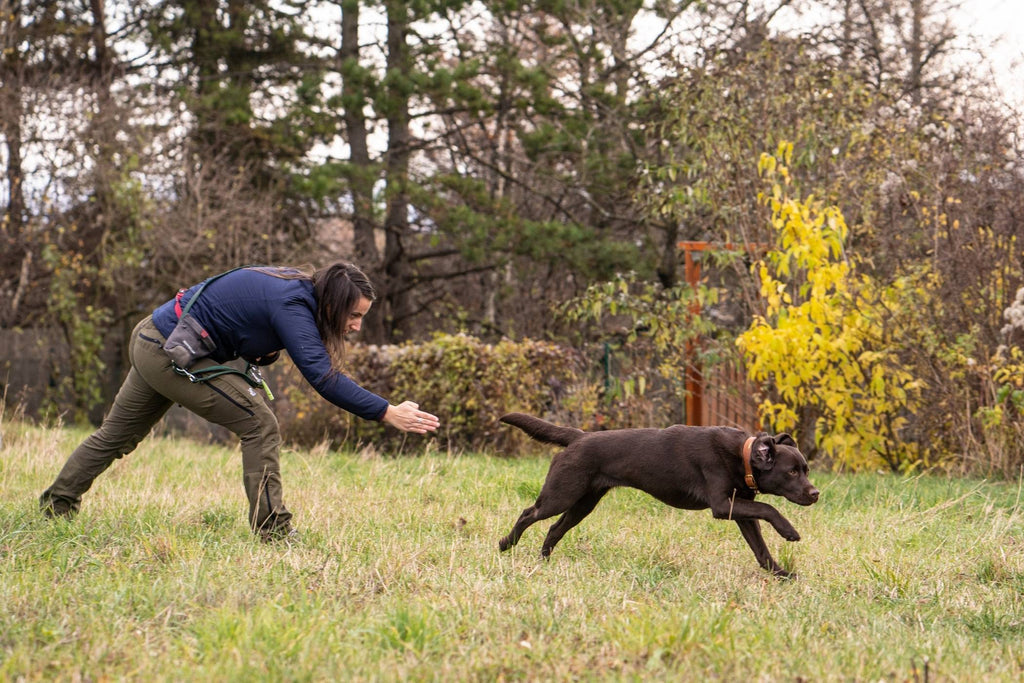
top-left (163, 313), bottom-right (216, 369)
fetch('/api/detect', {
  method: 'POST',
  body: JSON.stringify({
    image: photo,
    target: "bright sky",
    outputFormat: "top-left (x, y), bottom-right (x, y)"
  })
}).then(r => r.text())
top-left (954, 0), bottom-right (1024, 107)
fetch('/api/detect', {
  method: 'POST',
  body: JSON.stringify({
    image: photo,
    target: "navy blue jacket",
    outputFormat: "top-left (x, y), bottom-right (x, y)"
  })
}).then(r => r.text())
top-left (152, 268), bottom-right (389, 421)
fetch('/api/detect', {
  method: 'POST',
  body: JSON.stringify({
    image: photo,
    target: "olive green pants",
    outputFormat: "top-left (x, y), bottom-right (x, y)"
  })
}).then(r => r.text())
top-left (39, 315), bottom-right (292, 535)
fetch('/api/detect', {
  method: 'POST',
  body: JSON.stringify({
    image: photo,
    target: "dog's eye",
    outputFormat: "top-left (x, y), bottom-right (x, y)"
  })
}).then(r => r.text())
top-left (788, 468), bottom-right (799, 476)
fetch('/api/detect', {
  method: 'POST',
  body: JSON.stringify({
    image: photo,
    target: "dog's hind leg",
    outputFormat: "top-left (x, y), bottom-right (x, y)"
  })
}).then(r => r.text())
top-left (499, 488), bottom-right (588, 553)
top-left (499, 503), bottom-right (553, 552)
top-left (540, 488), bottom-right (609, 557)
top-left (735, 519), bottom-right (790, 577)
top-left (500, 460), bottom-right (592, 553)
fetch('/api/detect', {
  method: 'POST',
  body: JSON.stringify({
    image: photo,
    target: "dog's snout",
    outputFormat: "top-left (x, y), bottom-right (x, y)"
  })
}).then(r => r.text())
top-left (807, 487), bottom-right (819, 503)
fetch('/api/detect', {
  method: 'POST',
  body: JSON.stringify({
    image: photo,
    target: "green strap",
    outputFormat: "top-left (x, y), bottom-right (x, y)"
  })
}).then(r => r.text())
top-left (174, 364), bottom-right (257, 385)
top-left (170, 265), bottom-right (276, 400)
top-left (178, 266), bottom-right (250, 318)
top-left (173, 362), bottom-right (275, 400)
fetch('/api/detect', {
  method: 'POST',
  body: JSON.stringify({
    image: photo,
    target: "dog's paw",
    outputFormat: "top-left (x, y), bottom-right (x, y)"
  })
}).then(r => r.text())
top-left (498, 537), bottom-right (511, 552)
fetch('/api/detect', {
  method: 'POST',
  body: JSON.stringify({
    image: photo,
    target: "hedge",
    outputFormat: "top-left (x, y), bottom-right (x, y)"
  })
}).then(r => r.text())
top-left (271, 333), bottom-right (592, 454)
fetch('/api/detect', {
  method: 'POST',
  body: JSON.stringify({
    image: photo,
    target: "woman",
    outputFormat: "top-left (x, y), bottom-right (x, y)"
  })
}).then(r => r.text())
top-left (39, 262), bottom-right (440, 540)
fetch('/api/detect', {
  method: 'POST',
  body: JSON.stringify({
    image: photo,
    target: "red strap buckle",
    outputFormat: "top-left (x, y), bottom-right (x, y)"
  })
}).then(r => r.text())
top-left (174, 289), bottom-right (186, 318)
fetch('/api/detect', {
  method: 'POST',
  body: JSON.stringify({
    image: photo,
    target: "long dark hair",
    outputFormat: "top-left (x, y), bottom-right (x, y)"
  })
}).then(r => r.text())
top-left (252, 261), bottom-right (375, 367)
top-left (312, 261), bottom-right (375, 366)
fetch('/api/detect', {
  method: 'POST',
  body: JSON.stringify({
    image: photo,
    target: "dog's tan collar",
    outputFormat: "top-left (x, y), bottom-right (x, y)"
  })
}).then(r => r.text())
top-left (741, 436), bottom-right (758, 492)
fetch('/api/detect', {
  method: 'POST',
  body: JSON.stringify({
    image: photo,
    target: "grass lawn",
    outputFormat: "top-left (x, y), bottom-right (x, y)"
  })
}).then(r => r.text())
top-left (1, 420), bottom-right (1023, 681)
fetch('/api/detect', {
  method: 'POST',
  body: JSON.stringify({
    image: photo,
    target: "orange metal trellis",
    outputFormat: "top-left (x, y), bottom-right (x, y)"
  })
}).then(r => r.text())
top-left (678, 241), bottom-right (767, 429)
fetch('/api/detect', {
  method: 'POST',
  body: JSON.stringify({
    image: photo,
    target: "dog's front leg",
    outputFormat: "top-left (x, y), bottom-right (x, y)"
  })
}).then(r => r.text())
top-left (710, 497), bottom-right (800, 541)
top-left (735, 519), bottom-right (790, 577)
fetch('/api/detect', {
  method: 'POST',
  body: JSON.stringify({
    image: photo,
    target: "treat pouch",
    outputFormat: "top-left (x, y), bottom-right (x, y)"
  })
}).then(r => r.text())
top-left (163, 313), bottom-right (216, 369)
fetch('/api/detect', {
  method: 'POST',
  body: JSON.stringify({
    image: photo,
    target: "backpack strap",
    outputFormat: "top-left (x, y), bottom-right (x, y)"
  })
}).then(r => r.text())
top-left (174, 266), bottom-right (249, 318)
top-left (169, 266), bottom-right (274, 400)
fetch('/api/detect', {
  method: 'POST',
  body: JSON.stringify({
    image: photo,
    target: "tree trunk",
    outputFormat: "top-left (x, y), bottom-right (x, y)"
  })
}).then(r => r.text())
top-left (1, 0), bottom-right (26, 238)
top-left (907, 0), bottom-right (924, 102)
top-left (190, 0), bottom-right (226, 159)
top-left (382, 0), bottom-right (413, 342)
top-left (656, 218), bottom-right (680, 289)
top-left (340, 0), bottom-right (380, 269)
top-left (88, 0), bottom-right (116, 221)
top-left (1, 0), bottom-right (28, 328)
top-left (340, 0), bottom-right (386, 342)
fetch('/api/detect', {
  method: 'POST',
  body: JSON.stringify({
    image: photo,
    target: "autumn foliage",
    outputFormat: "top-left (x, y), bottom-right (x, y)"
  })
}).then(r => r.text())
top-left (738, 143), bottom-right (923, 471)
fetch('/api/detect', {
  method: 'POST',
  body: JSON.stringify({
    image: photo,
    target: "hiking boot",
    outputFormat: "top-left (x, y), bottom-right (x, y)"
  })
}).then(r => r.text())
top-left (258, 524), bottom-right (299, 544)
top-left (40, 496), bottom-right (78, 520)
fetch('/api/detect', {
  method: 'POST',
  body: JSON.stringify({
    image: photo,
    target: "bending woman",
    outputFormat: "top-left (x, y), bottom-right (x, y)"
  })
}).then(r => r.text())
top-left (39, 262), bottom-right (440, 540)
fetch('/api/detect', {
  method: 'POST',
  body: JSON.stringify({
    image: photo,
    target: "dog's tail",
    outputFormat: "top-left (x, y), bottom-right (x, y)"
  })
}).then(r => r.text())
top-left (500, 412), bottom-right (585, 447)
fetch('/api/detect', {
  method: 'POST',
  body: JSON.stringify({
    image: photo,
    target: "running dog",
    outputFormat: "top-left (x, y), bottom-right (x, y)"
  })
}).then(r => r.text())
top-left (497, 413), bottom-right (819, 577)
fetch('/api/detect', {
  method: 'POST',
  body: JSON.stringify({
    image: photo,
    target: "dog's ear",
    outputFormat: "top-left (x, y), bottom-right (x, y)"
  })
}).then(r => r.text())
top-left (751, 433), bottom-right (775, 470)
top-left (773, 433), bottom-right (797, 447)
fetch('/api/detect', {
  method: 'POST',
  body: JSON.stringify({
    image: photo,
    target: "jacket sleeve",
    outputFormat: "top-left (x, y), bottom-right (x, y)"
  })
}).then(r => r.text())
top-left (272, 300), bottom-right (389, 421)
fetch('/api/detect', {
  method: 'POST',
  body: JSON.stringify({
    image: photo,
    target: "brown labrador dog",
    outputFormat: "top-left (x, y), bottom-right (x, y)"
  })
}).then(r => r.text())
top-left (498, 413), bottom-right (819, 577)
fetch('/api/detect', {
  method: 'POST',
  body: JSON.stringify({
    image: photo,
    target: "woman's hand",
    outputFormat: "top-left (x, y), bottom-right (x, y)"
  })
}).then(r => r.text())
top-left (383, 401), bottom-right (440, 434)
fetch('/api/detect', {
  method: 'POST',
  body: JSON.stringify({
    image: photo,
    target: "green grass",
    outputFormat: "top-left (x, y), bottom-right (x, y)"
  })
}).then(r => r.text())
top-left (2, 421), bottom-right (1023, 681)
